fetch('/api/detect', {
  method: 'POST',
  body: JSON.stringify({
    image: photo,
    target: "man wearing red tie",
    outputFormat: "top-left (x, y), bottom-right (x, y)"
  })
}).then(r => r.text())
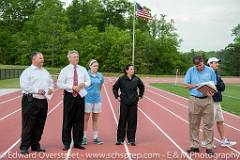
top-left (57, 50), bottom-right (91, 150)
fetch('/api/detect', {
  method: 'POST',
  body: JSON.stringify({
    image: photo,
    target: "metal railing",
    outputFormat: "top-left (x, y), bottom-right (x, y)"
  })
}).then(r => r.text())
top-left (0, 69), bottom-right (24, 80)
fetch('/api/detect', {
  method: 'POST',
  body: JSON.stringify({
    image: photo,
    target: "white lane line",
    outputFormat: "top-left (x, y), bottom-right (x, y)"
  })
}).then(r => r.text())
top-left (0, 101), bottom-right (63, 160)
top-left (0, 89), bottom-right (61, 121)
top-left (146, 88), bottom-right (240, 132)
top-left (223, 94), bottom-right (240, 100)
top-left (222, 110), bottom-right (240, 119)
top-left (64, 141), bottom-right (74, 160)
top-left (138, 107), bottom-right (192, 160)
top-left (103, 84), bottom-right (132, 160)
top-left (144, 95), bottom-right (240, 156)
top-left (145, 96), bottom-right (189, 123)
top-left (0, 96), bottom-right (22, 105)
top-left (0, 108), bottom-right (21, 121)
top-left (0, 139), bottom-right (21, 159)
top-left (148, 85), bottom-right (240, 119)
top-left (0, 89), bottom-right (59, 106)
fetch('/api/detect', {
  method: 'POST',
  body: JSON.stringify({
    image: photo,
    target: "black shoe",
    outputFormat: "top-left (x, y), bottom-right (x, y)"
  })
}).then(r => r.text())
top-left (20, 149), bottom-right (29, 155)
top-left (62, 145), bottom-right (70, 151)
top-left (130, 143), bottom-right (136, 146)
top-left (74, 145), bottom-right (86, 150)
top-left (31, 148), bottom-right (46, 152)
top-left (187, 147), bottom-right (200, 154)
top-left (206, 149), bottom-right (214, 155)
top-left (115, 141), bottom-right (124, 145)
top-left (128, 142), bottom-right (136, 146)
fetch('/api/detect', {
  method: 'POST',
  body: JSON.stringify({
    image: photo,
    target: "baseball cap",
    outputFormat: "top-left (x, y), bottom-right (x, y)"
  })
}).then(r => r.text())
top-left (207, 57), bottom-right (221, 64)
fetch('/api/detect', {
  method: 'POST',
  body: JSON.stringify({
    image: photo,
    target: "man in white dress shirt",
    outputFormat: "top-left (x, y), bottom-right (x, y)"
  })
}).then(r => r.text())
top-left (57, 50), bottom-right (91, 150)
top-left (19, 52), bottom-right (54, 155)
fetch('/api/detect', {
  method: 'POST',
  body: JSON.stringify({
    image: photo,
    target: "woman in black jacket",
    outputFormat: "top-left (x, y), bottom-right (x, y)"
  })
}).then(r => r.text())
top-left (112, 64), bottom-right (145, 146)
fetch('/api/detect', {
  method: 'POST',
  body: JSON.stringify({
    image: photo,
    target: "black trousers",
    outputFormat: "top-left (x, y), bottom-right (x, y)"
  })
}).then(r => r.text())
top-left (117, 103), bottom-right (138, 142)
top-left (62, 91), bottom-right (85, 147)
top-left (20, 96), bottom-right (48, 150)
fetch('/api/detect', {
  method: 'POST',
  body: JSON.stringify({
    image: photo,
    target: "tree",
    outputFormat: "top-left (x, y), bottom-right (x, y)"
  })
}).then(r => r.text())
top-left (11, 0), bottom-right (76, 66)
top-left (0, 0), bottom-right (184, 75)
top-left (144, 17), bottom-right (181, 74)
top-left (75, 25), bottom-right (101, 66)
top-left (66, 0), bottom-right (105, 32)
top-left (103, 0), bottom-right (132, 30)
top-left (217, 24), bottom-right (240, 76)
top-left (0, 0), bottom-right (42, 64)
top-left (99, 25), bottom-right (132, 72)
top-left (232, 24), bottom-right (240, 43)
top-left (219, 43), bottom-right (240, 76)
top-left (0, 0), bottom-right (41, 32)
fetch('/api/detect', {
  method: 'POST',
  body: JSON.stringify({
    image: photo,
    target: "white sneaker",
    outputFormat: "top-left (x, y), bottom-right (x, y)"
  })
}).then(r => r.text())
top-left (201, 141), bottom-right (216, 148)
top-left (93, 138), bottom-right (103, 145)
top-left (81, 137), bottom-right (87, 145)
top-left (201, 141), bottom-right (207, 148)
top-left (220, 139), bottom-right (237, 147)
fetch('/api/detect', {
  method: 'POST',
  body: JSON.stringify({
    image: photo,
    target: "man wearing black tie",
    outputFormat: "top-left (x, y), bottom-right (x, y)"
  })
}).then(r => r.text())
top-left (57, 50), bottom-right (91, 150)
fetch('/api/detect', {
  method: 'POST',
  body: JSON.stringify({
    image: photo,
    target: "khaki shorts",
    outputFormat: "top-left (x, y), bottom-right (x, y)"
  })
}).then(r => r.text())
top-left (214, 102), bottom-right (224, 122)
top-left (85, 103), bottom-right (102, 113)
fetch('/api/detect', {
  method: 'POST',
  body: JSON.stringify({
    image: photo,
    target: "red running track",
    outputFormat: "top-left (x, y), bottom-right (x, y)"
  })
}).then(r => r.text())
top-left (0, 77), bottom-right (239, 160)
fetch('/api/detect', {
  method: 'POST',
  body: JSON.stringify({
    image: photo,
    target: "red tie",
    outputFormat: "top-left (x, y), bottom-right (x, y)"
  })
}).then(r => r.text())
top-left (73, 65), bottom-right (78, 97)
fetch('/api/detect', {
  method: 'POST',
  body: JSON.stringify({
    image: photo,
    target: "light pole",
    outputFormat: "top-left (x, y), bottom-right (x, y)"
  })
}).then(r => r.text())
top-left (132, 0), bottom-right (136, 66)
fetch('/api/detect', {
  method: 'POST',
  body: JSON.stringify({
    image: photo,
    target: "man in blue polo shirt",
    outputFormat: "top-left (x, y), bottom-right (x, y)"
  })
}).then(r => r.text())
top-left (184, 56), bottom-right (216, 155)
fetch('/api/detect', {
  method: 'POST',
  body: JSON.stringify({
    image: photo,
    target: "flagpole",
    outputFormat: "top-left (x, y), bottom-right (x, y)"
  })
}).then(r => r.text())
top-left (132, 0), bottom-right (136, 66)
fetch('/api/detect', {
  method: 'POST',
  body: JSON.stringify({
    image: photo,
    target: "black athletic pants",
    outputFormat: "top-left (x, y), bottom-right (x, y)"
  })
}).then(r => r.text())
top-left (117, 103), bottom-right (138, 143)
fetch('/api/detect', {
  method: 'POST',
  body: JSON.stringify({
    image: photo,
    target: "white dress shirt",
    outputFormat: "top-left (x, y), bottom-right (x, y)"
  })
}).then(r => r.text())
top-left (20, 65), bottom-right (54, 99)
top-left (57, 64), bottom-right (91, 97)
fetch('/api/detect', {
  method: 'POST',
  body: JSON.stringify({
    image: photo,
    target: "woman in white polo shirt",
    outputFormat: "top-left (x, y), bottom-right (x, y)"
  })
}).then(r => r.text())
top-left (82, 59), bottom-right (104, 145)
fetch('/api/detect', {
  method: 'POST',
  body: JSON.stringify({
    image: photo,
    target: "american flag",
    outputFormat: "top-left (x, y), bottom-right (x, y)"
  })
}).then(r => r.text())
top-left (136, 2), bottom-right (152, 20)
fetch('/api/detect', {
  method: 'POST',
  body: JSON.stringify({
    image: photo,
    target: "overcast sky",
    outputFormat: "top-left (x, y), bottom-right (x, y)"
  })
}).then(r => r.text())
top-left (61, 0), bottom-right (240, 52)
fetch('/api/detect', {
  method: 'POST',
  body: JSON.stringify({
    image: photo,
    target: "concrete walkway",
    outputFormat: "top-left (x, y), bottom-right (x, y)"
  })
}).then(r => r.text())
top-left (0, 89), bottom-right (20, 96)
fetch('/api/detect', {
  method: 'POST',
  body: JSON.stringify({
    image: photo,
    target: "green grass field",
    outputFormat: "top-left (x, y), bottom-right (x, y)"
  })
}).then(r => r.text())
top-left (0, 78), bottom-right (20, 88)
top-left (150, 83), bottom-right (240, 116)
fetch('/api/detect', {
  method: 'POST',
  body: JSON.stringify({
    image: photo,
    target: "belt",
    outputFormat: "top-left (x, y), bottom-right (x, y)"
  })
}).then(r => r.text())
top-left (191, 95), bottom-right (208, 99)
top-left (23, 93), bottom-right (32, 96)
top-left (64, 90), bottom-right (80, 96)
top-left (64, 90), bottom-right (73, 94)
top-left (33, 98), bottom-right (47, 101)
top-left (64, 90), bottom-right (83, 99)
top-left (23, 93), bottom-right (46, 101)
